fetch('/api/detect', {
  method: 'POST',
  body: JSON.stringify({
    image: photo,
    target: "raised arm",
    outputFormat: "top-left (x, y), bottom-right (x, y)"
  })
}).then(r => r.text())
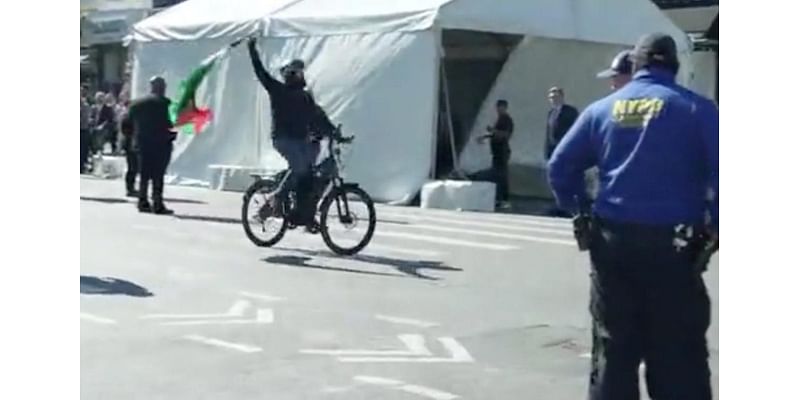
top-left (247, 38), bottom-right (282, 94)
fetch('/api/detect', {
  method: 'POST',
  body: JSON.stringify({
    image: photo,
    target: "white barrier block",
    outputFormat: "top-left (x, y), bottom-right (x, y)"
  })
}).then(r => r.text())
top-left (91, 155), bottom-right (126, 179)
top-left (420, 180), bottom-right (496, 212)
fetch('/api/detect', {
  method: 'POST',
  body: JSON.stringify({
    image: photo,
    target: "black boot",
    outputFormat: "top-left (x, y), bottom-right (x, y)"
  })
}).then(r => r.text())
top-left (152, 202), bottom-right (174, 215)
top-left (138, 200), bottom-right (152, 213)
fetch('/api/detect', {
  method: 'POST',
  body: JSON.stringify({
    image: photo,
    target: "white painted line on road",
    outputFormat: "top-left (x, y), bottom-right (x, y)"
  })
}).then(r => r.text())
top-left (227, 299), bottom-right (251, 316)
top-left (80, 313), bottom-right (117, 325)
top-left (160, 309), bottom-right (273, 326)
top-left (400, 384), bottom-right (460, 400)
top-left (182, 335), bottom-right (263, 353)
top-left (375, 314), bottom-right (440, 328)
top-left (141, 300), bottom-right (251, 320)
top-left (438, 337), bottom-right (474, 362)
top-left (380, 208), bottom-right (572, 227)
top-left (380, 212), bottom-right (573, 235)
top-left (256, 308), bottom-right (275, 324)
top-left (337, 337), bottom-right (474, 363)
top-left (353, 376), bottom-right (460, 400)
top-left (361, 244), bottom-right (441, 258)
top-left (301, 334), bottom-right (432, 357)
top-left (375, 231), bottom-right (517, 251)
top-left (353, 375), bottom-right (403, 386)
top-left (403, 224), bottom-right (576, 246)
top-left (239, 291), bottom-right (287, 302)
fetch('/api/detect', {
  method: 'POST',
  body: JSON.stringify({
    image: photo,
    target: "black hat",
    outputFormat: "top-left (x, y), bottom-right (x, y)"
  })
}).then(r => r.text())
top-left (597, 50), bottom-right (633, 78)
top-left (631, 33), bottom-right (679, 71)
top-left (281, 59), bottom-right (305, 72)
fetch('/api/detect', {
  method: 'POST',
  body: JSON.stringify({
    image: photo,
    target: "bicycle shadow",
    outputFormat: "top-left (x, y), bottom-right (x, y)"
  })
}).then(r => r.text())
top-left (80, 275), bottom-right (154, 297)
top-left (263, 255), bottom-right (403, 278)
top-left (271, 247), bottom-right (462, 280)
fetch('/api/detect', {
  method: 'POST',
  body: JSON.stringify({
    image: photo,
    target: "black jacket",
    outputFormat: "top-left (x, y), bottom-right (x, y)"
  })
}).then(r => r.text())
top-left (545, 104), bottom-right (579, 160)
top-left (128, 94), bottom-right (173, 152)
top-left (248, 41), bottom-right (328, 140)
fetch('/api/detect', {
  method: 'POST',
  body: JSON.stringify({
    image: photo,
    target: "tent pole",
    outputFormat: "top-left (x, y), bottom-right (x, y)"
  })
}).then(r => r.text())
top-left (439, 48), bottom-right (465, 180)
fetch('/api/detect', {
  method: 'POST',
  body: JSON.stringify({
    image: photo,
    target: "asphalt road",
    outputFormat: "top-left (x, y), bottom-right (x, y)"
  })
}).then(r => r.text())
top-left (80, 177), bottom-right (719, 400)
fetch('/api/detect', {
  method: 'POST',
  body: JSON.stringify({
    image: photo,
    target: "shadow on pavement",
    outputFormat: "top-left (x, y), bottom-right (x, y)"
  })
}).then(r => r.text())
top-left (81, 196), bottom-right (205, 205)
top-left (272, 247), bottom-right (462, 280)
top-left (80, 276), bottom-right (154, 297)
top-left (174, 213), bottom-right (408, 226)
top-left (80, 196), bottom-right (130, 204)
top-left (174, 214), bottom-right (239, 224)
top-left (263, 255), bottom-right (403, 278)
top-left (163, 198), bottom-right (206, 205)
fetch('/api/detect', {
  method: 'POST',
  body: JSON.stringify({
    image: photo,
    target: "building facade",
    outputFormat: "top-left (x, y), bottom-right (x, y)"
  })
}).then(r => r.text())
top-left (80, 0), bottom-right (186, 94)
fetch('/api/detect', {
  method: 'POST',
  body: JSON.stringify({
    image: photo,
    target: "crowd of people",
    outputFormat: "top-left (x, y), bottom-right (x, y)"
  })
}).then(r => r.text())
top-left (80, 84), bottom-right (131, 174)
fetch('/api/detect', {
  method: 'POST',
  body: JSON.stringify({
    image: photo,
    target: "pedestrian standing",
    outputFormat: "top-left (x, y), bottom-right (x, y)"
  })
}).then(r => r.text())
top-left (545, 87), bottom-right (579, 161)
top-left (548, 33), bottom-right (718, 400)
top-left (545, 86), bottom-right (579, 217)
top-left (80, 86), bottom-right (91, 173)
top-left (89, 91), bottom-right (105, 155)
top-left (96, 94), bottom-right (119, 154)
top-left (127, 76), bottom-right (176, 214)
top-left (119, 97), bottom-right (137, 197)
top-left (477, 99), bottom-right (514, 209)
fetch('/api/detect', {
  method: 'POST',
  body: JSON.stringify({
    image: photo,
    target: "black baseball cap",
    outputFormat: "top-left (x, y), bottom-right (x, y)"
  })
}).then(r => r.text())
top-left (596, 50), bottom-right (633, 78)
top-left (631, 33), bottom-right (680, 71)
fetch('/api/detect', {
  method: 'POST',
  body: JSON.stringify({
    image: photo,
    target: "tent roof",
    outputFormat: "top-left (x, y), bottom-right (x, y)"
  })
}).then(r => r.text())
top-left (133, 0), bottom-right (689, 50)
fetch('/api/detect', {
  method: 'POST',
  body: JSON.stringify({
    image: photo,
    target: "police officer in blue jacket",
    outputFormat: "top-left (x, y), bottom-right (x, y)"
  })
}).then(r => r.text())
top-left (548, 33), bottom-right (718, 400)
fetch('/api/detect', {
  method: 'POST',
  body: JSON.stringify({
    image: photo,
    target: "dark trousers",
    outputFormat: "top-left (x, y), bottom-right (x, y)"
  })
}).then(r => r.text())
top-left (138, 145), bottom-right (172, 205)
top-left (273, 137), bottom-right (316, 223)
top-left (491, 151), bottom-right (510, 202)
top-left (588, 218), bottom-right (712, 400)
top-left (125, 149), bottom-right (139, 192)
top-left (80, 129), bottom-right (90, 173)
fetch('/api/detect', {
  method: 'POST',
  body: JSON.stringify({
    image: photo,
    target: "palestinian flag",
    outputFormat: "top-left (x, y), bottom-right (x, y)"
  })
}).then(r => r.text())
top-left (169, 44), bottom-right (235, 134)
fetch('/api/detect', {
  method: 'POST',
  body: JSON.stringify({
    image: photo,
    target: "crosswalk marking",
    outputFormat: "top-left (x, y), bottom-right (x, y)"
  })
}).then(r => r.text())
top-left (390, 224), bottom-right (575, 246)
top-left (80, 312), bottom-right (117, 325)
top-left (379, 212), bottom-right (573, 233)
top-left (374, 231), bottom-right (517, 251)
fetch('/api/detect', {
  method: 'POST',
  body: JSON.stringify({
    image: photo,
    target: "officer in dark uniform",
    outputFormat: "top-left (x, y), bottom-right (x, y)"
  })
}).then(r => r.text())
top-left (548, 33), bottom-right (718, 400)
top-left (128, 76), bottom-right (176, 215)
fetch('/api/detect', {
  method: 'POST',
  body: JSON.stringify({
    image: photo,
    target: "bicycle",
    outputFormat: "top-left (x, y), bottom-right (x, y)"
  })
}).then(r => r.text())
top-left (241, 125), bottom-right (377, 256)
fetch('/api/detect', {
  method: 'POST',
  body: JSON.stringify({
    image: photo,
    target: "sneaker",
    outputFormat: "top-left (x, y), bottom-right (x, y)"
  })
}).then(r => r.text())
top-left (138, 202), bottom-right (152, 213)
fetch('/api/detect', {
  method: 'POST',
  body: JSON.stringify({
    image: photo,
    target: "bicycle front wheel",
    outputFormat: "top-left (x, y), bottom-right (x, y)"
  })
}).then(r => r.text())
top-left (319, 185), bottom-right (376, 256)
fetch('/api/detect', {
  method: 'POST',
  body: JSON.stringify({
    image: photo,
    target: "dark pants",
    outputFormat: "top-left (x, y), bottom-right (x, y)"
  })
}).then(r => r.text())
top-left (491, 150), bottom-right (510, 202)
top-left (273, 137), bottom-right (315, 223)
top-left (588, 218), bottom-right (712, 400)
top-left (125, 148), bottom-right (139, 193)
top-left (138, 145), bottom-right (172, 206)
top-left (80, 129), bottom-right (90, 173)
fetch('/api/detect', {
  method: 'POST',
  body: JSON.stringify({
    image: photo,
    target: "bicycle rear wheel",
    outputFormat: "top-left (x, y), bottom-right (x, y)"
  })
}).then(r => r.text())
top-left (241, 179), bottom-right (289, 247)
top-left (319, 185), bottom-right (376, 256)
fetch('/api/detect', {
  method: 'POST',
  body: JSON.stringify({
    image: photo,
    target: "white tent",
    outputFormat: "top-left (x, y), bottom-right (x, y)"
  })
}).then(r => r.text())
top-left (131, 0), bottom-right (691, 203)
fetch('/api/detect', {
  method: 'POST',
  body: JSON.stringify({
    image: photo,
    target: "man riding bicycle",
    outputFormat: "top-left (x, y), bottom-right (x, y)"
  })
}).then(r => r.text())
top-left (247, 36), bottom-right (336, 232)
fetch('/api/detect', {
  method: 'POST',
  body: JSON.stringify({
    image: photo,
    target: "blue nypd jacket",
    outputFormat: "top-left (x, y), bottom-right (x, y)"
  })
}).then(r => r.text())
top-left (547, 67), bottom-right (719, 228)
